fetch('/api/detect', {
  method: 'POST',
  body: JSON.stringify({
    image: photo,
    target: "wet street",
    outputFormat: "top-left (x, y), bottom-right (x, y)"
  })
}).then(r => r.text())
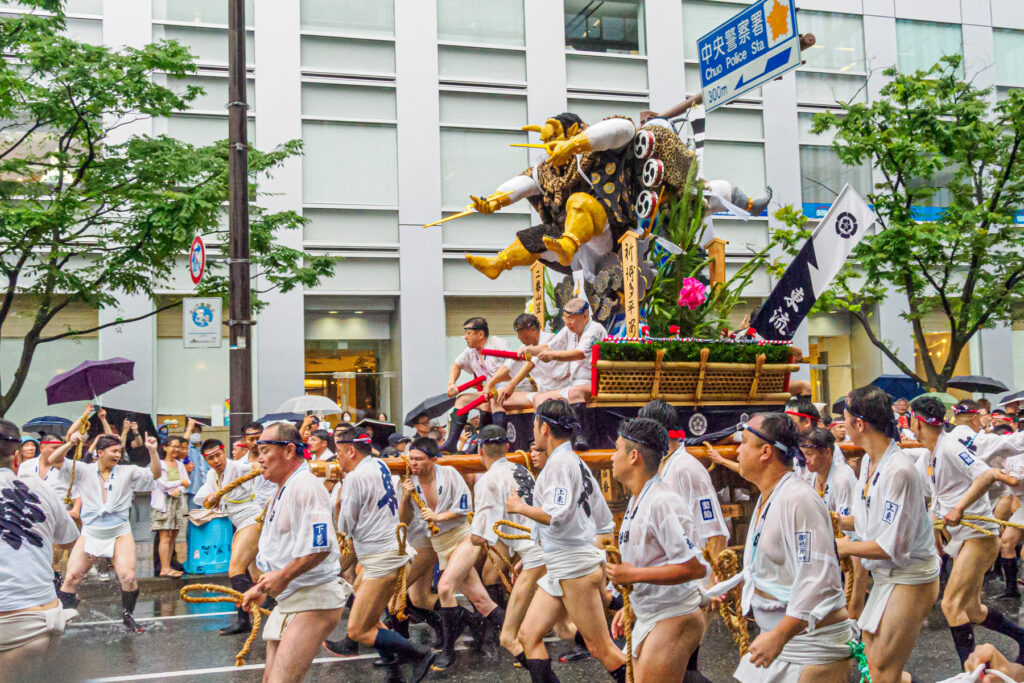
top-left (22, 576), bottom-right (1024, 682)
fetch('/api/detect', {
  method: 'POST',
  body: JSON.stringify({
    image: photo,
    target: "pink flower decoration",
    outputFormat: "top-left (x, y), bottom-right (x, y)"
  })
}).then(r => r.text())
top-left (677, 278), bottom-right (707, 310)
top-left (669, 325), bottom-right (681, 335)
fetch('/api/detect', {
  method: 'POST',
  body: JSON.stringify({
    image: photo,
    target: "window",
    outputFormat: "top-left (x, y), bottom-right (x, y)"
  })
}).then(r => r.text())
top-left (565, 0), bottom-right (645, 55)
top-left (152, 0), bottom-right (254, 26)
top-left (994, 29), bottom-right (1024, 99)
top-left (796, 11), bottom-right (866, 105)
top-left (152, 25), bottom-right (255, 67)
top-left (798, 113), bottom-right (871, 214)
top-left (438, 92), bottom-right (528, 208)
top-left (155, 114), bottom-right (254, 147)
top-left (302, 121), bottom-right (397, 206)
top-left (438, 0), bottom-right (524, 46)
top-left (566, 98), bottom-right (649, 126)
top-left (896, 20), bottom-right (962, 75)
top-left (300, 0), bottom-right (394, 37)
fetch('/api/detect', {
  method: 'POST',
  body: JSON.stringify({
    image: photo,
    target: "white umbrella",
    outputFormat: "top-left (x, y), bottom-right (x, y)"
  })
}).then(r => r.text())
top-left (276, 395), bottom-right (344, 415)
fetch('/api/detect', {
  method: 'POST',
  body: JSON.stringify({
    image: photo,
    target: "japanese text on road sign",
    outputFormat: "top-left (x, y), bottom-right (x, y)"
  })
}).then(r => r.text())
top-left (697, 0), bottom-right (800, 112)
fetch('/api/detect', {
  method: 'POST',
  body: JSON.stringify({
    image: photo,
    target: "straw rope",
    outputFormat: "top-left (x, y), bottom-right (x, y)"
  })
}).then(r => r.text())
top-left (603, 542), bottom-right (634, 683)
top-left (401, 454), bottom-right (440, 535)
top-left (830, 512), bottom-right (856, 607)
top-left (486, 545), bottom-right (517, 593)
top-left (933, 519), bottom-right (996, 536)
top-left (64, 407), bottom-right (91, 506)
top-left (703, 547), bottom-right (750, 656)
top-left (494, 520), bottom-right (532, 541)
top-left (387, 523), bottom-right (410, 621)
top-left (180, 584), bottom-right (270, 666)
top-left (204, 468), bottom-right (262, 508)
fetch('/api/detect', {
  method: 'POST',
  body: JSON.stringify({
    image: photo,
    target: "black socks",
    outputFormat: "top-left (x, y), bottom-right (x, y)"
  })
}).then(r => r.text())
top-left (608, 664), bottom-right (627, 683)
top-left (121, 587), bottom-right (139, 614)
top-left (485, 583), bottom-right (507, 609)
top-left (1000, 557), bottom-right (1020, 595)
top-left (981, 608), bottom-right (1024, 663)
top-left (524, 658), bottom-right (560, 683)
top-left (950, 623), bottom-right (975, 666)
top-left (57, 590), bottom-right (79, 609)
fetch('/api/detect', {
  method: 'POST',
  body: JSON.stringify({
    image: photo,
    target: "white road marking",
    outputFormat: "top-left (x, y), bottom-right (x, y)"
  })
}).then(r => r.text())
top-left (69, 611), bottom-right (234, 627)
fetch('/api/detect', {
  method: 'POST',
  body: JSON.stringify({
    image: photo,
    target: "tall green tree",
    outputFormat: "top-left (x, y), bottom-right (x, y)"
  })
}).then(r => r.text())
top-left (773, 56), bottom-right (1024, 391)
top-left (0, 1), bottom-right (334, 415)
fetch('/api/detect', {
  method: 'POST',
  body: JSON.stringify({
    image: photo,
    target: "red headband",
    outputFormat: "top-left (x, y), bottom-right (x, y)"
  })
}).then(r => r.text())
top-left (913, 411), bottom-right (945, 427)
top-left (785, 411), bottom-right (818, 422)
top-left (952, 406), bottom-right (979, 415)
top-left (39, 440), bottom-right (63, 445)
top-left (668, 429), bottom-right (686, 440)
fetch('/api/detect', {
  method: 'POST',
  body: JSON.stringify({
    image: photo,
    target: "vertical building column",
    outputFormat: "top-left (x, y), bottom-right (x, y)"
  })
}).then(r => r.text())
top-left (98, 0), bottom-right (155, 412)
top-left (254, 1), bottom-right (304, 416)
top-left (395, 0), bottom-right (446, 417)
top-left (525, 0), bottom-right (567, 123)
top-left (761, 73), bottom-right (809, 380)
top-left (861, 8), bottom-right (917, 377)
top-left (644, 1), bottom-right (685, 113)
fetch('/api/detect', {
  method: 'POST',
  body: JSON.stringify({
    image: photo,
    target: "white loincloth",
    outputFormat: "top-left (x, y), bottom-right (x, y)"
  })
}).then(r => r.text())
top-left (0, 606), bottom-right (76, 652)
top-left (81, 520), bottom-right (132, 558)
top-left (537, 546), bottom-right (605, 598)
top-left (516, 544), bottom-right (545, 571)
top-left (187, 507), bottom-right (226, 526)
top-left (628, 593), bottom-right (702, 656)
top-left (859, 555), bottom-right (940, 634)
top-left (733, 619), bottom-right (858, 683)
top-left (430, 523), bottom-right (470, 570)
top-left (262, 579), bottom-right (351, 641)
top-left (359, 547), bottom-right (416, 579)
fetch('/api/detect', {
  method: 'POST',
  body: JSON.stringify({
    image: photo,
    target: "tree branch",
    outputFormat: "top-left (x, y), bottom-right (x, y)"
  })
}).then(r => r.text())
top-left (847, 302), bottom-right (927, 386)
top-left (38, 299), bottom-right (183, 343)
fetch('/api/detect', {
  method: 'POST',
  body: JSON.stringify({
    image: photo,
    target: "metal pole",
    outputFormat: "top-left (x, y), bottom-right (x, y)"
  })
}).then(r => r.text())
top-left (227, 0), bottom-right (252, 443)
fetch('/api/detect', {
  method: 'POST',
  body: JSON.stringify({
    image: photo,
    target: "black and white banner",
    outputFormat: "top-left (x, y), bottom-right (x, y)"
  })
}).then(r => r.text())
top-left (752, 184), bottom-right (875, 341)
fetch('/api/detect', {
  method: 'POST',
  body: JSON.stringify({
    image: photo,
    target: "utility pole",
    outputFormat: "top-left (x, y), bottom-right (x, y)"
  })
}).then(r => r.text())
top-left (227, 0), bottom-right (252, 442)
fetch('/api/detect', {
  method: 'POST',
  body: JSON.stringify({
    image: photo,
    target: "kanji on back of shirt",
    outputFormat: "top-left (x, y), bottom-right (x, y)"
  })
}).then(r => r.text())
top-left (0, 470), bottom-right (79, 612)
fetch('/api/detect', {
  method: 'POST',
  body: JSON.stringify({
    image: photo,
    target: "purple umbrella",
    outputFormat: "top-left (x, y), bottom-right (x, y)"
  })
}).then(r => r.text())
top-left (45, 358), bottom-right (135, 405)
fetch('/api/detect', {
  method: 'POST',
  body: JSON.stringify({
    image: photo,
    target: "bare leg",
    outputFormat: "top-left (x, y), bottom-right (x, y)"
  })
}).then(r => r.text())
top-left (942, 536), bottom-right (999, 626)
top-left (798, 660), bottom-right (852, 682)
top-left (111, 533), bottom-right (138, 592)
top-left (263, 608), bottom-right (343, 683)
top-left (848, 557), bottom-right (868, 621)
top-left (633, 611), bottom-right (705, 681)
top-left (559, 568), bottom-right (626, 671)
top-left (438, 539), bottom-right (497, 615)
top-left (229, 524), bottom-right (261, 576)
top-left (348, 575), bottom-right (401, 645)
top-left (500, 566), bottom-right (544, 656)
top-left (406, 545), bottom-right (438, 609)
top-left (863, 579), bottom-right (939, 683)
top-left (60, 537), bottom-right (95, 594)
top-left (157, 530), bottom-right (172, 575)
top-left (0, 631), bottom-right (61, 682)
top-left (518, 587), bottom-right (567, 660)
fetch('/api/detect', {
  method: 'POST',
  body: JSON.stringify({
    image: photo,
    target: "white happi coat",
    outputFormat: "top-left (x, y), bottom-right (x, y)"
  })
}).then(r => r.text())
top-left (803, 454), bottom-right (859, 519)
top-left (471, 457), bottom-right (539, 557)
top-left (411, 463), bottom-right (472, 535)
top-left (741, 472), bottom-right (846, 632)
top-left (17, 458), bottom-right (73, 502)
top-left (454, 336), bottom-right (511, 382)
top-left (0, 469), bottom-right (79, 612)
top-left (195, 458), bottom-right (263, 528)
top-left (56, 460), bottom-right (153, 529)
top-left (853, 441), bottom-right (937, 572)
top-left (660, 445), bottom-right (729, 549)
top-left (949, 424), bottom-right (1024, 501)
top-left (548, 319), bottom-right (607, 385)
top-left (618, 477), bottom-right (706, 620)
top-left (534, 442), bottom-right (613, 552)
top-left (256, 463), bottom-right (339, 600)
top-left (504, 331), bottom-right (570, 393)
top-left (926, 428), bottom-right (999, 551)
top-left (336, 456), bottom-right (403, 558)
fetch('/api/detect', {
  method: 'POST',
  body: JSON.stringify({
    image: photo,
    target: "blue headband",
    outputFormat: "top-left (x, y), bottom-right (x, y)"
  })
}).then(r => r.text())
top-left (743, 422), bottom-right (805, 467)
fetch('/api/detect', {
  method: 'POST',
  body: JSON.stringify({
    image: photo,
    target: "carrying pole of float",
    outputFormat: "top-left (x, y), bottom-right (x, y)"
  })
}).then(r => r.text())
top-left (227, 0), bottom-right (253, 442)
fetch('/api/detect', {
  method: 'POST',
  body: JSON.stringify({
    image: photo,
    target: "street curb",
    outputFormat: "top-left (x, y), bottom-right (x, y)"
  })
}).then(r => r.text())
top-left (78, 573), bottom-right (229, 599)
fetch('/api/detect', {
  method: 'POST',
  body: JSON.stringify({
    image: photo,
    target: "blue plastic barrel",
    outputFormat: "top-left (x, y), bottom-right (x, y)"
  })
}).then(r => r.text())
top-left (184, 517), bottom-right (232, 575)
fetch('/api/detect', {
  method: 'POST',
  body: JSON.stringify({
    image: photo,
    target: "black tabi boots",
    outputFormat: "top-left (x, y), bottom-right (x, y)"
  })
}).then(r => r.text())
top-left (406, 602), bottom-right (443, 648)
top-left (570, 403), bottom-right (591, 451)
top-left (440, 411), bottom-right (468, 454)
top-left (484, 583), bottom-right (508, 609)
top-left (998, 556), bottom-right (1021, 599)
top-left (220, 574), bottom-right (254, 635)
top-left (433, 606), bottom-right (463, 671)
top-left (121, 588), bottom-right (144, 633)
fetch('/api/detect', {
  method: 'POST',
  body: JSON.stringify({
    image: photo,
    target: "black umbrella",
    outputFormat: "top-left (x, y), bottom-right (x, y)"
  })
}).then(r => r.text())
top-left (355, 419), bottom-right (396, 451)
top-left (21, 415), bottom-right (72, 437)
top-left (257, 411), bottom-right (305, 424)
top-left (832, 398), bottom-right (847, 415)
top-left (404, 394), bottom-right (457, 427)
top-left (997, 390), bottom-right (1024, 406)
top-left (946, 375), bottom-right (1009, 394)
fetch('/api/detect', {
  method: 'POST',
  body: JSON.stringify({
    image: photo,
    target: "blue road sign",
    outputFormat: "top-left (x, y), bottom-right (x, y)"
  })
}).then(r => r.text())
top-left (697, 0), bottom-right (800, 112)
